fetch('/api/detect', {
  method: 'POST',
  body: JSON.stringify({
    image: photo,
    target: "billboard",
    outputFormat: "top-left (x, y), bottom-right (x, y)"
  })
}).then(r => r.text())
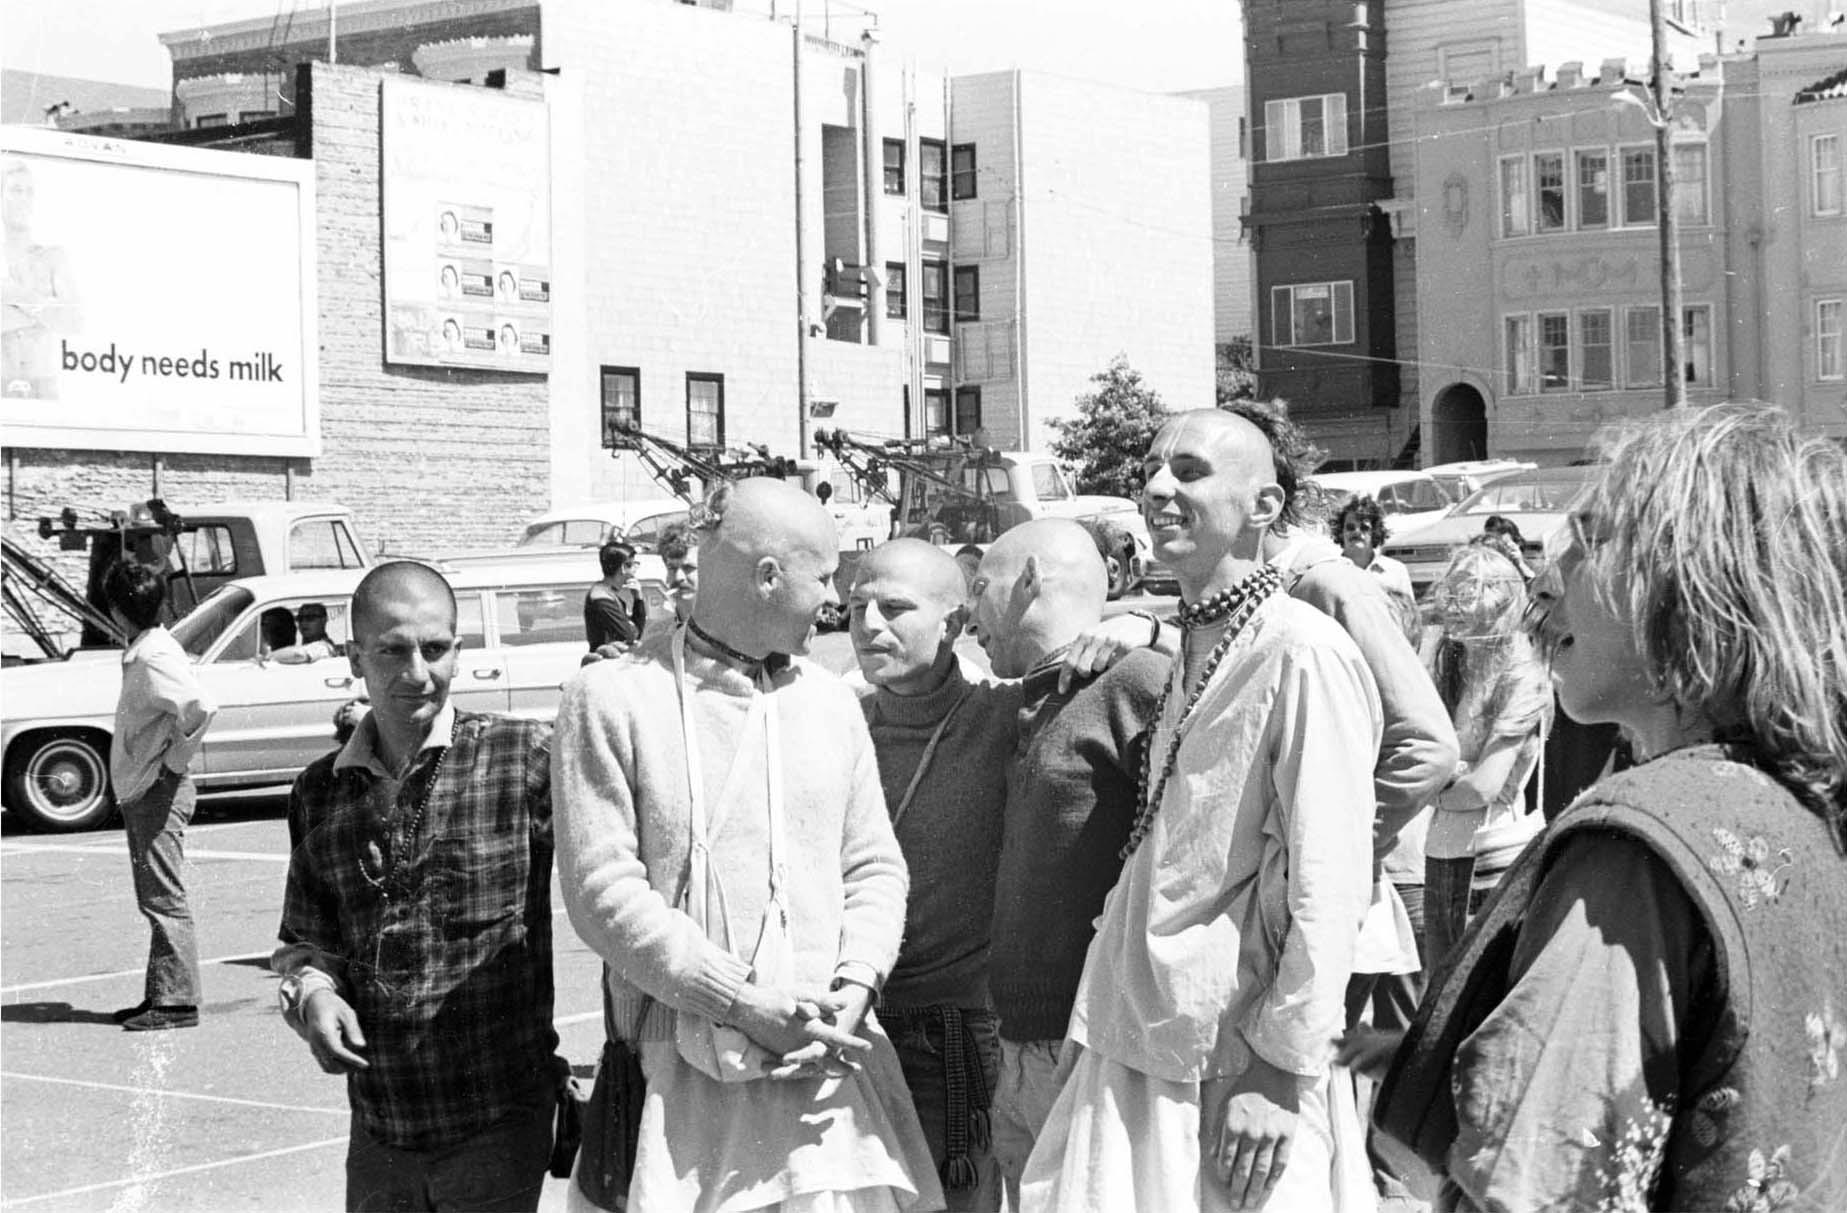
top-left (381, 77), bottom-right (551, 373)
top-left (0, 126), bottom-right (318, 457)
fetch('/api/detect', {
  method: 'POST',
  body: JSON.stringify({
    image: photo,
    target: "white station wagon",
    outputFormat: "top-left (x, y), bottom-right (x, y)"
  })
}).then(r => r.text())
top-left (1, 560), bottom-right (615, 833)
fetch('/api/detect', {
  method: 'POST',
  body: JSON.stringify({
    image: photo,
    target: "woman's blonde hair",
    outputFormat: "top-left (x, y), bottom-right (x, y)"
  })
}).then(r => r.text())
top-left (1581, 402), bottom-right (1847, 839)
top-left (1430, 544), bottom-right (1549, 737)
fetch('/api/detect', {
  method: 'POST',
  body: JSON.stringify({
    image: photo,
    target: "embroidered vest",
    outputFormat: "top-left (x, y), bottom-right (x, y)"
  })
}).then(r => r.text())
top-left (1377, 745), bottom-right (1847, 1210)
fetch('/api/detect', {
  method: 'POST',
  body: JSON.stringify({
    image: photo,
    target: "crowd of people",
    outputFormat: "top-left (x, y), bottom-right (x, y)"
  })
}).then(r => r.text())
top-left (97, 399), bottom-right (1846, 1211)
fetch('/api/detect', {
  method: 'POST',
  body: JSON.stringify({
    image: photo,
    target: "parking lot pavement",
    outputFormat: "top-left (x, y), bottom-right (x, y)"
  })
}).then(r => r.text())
top-left (1, 802), bottom-right (606, 1212)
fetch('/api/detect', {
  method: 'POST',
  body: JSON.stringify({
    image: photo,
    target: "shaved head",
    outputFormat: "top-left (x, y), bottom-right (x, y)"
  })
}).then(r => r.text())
top-left (1141, 408), bottom-right (1284, 599)
top-left (352, 560), bottom-right (457, 642)
top-left (968, 518), bottom-right (1107, 677)
top-left (852, 539), bottom-right (967, 609)
top-left (694, 478), bottom-right (841, 658)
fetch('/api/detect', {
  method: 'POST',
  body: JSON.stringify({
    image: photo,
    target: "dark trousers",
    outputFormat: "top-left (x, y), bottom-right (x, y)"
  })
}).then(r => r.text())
top-left (1346, 882), bottom-right (1426, 1201)
top-left (121, 767), bottom-right (201, 1007)
top-left (345, 1086), bottom-right (554, 1213)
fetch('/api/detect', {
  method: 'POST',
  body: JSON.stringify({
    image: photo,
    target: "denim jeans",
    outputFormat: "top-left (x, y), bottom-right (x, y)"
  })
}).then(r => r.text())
top-left (1425, 856), bottom-right (1496, 977)
top-left (120, 767), bottom-right (200, 1007)
top-left (888, 1005), bottom-right (1003, 1212)
top-left (990, 1038), bottom-right (1063, 1211)
top-left (346, 1084), bottom-right (553, 1212)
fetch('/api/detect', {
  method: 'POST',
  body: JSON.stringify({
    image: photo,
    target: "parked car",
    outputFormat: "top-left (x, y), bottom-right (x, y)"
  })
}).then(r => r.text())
top-left (1, 561), bottom-right (611, 833)
top-left (1422, 459), bottom-right (1537, 504)
top-left (1380, 464), bottom-right (1599, 595)
top-left (1310, 470), bottom-right (1455, 538)
top-left (517, 497), bottom-right (690, 552)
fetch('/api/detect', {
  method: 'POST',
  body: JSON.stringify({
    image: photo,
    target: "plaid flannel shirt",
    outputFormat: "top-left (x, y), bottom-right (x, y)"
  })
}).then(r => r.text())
top-left (276, 710), bottom-right (558, 1152)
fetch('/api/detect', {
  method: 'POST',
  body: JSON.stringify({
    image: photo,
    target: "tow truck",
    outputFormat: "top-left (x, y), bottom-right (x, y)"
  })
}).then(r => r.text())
top-left (812, 428), bottom-right (1149, 598)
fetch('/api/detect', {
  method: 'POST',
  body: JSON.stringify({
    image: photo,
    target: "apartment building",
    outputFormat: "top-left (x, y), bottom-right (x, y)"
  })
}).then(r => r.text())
top-left (1407, 27), bottom-right (1847, 461)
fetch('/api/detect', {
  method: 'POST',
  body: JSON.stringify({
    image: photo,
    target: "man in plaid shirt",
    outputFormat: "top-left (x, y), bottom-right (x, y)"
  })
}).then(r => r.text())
top-left (273, 562), bottom-right (562, 1212)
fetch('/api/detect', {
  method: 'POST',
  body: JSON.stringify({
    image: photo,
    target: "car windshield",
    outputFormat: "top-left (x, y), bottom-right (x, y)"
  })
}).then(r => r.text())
top-left (1457, 477), bottom-right (1587, 515)
top-left (171, 586), bottom-right (255, 658)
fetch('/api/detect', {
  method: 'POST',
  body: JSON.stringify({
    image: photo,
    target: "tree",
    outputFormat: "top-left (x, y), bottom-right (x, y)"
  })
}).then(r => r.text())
top-left (1050, 355), bottom-right (1167, 499)
top-left (1216, 337), bottom-right (1257, 405)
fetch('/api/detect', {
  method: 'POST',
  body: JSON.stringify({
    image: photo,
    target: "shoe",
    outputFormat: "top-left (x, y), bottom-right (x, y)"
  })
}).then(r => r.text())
top-left (122, 1005), bottom-right (199, 1032)
top-left (110, 999), bottom-right (152, 1024)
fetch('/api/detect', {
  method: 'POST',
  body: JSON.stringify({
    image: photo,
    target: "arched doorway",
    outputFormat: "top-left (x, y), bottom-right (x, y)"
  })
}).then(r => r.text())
top-left (1430, 383), bottom-right (1488, 464)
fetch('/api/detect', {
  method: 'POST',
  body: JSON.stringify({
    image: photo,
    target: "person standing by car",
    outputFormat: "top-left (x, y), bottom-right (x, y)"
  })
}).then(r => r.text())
top-left (1335, 495), bottom-right (1416, 602)
top-left (584, 537), bottom-right (646, 653)
top-left (103, 559), bottom-right (216, 1032)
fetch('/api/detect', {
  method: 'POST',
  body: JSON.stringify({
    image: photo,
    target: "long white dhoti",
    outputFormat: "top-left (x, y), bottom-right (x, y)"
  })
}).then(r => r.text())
top-left (1019, 1045), bottom-right (1373, 1213)
top-left (619, 1019), bottom-right (945, 1213)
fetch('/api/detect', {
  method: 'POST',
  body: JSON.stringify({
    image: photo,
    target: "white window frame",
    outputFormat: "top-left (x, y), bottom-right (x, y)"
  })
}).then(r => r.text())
top-left (1620, 145), bottom-right (1657, 228)
top-left (1673, 142), bottom-right (1710, 226)
top-left (1263, 93), bottom-right (1349, 162)
top-left (1624, 305), bottom-right (1663, 388)
top-left (1577, 308), bottom-right (1615, 391)
top-left (1576, 148), bottom-right (1610, 230)
top-left (1818, 298), bottom-right (1843, 382)
top-left (1271, 281), bottom-right (1355, 347)
top-left (1682, 304), bottom-right (1714, 388)
top-left (1504, 314), bottom-right (1535, 395)
top-left (1499, 155), bottom-right (1529, 237)
top-left (1538, 311), bottom-right (1571, 392)
top-left (1813, 134), bottom-right (1843, 217)
top-left (1534, 150), bottom-right (1567, 233)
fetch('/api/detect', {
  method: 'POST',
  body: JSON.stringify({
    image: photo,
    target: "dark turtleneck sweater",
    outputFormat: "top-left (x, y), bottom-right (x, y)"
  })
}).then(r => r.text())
top-left (860, 661), bottom-right (1021, 1010)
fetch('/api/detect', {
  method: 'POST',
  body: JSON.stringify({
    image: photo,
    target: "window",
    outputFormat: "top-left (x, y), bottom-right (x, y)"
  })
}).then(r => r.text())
top-left (883, 138), bottom-right (905, 196)
top-left (1270, 281), bottom-right (1354, 346)
top-left (1505, 316), bottom-right (1534, 394)
top-left (951, 144), bottom-right (978, 200)
top-left (1625, 306), bottom-right (1663, 387)
top-left (238, 109), bottom-right (276, 123)
top-left (1813, 134), bottom-right (1843, 216)
top-left (600, 366), bottom-right (640, 446)
top-left (885, 262), bottom-right (907, 320)
top-left (920, 138), bottom-right (947, 212)
top-left (1674, 144), bottom-right (1709, 225)
top-left (194, 113), bottom-right (228, 128)
top-left (922, 260), bottom-right (950, 335)
top-left (1576, 150), bottom-right (1609, 229)
top-left (1535, 153), bottom-right (1566, 232)
top-left (173, 525), bottom-right (237, 577)
top-left (499, 586), bottom-right (583, 648)
top-left (1499, 156), bottom-right (1529, 236)
top-left (1263, 93), bottom-right (1348, 161)
top-left (1538, 312), bottom-right (1570, 391)
top-left (1578, 309), bottom-right (1613, 390)
top-left (924, 387), bottom-right (950, 436)
top-left (953, 266), bottom-right (980, 322)
top-left (1621, 147), bottom-right (1657, 226)
top-left (291, 520), bottom-right (365, 570)
top-left (1682, 306), bottom-right (1713, 386)
top-left (686, 373), bottom-right (724, 449)
top-left (1031, 463), bottom-right (1071, 502)
top-left (1820, 300), bottom-right (1844, 381)
top-left (954, 386), bottom-right (982, 435)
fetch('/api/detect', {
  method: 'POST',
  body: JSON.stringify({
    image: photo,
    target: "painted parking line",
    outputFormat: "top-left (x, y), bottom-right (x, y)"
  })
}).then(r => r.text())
top-left (0, 950), bottom-right (274, 997)
top-left (0, 1071), bottom-right (346, 1117)
top-left (0, 1134), bottom-right (348, 1208)
top-left (0, 844), bottom-right (287, 862)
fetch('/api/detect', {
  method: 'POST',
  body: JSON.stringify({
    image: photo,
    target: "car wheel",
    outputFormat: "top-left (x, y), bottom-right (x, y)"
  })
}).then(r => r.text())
top-left (5, 731), bottom-right (115, 833)
top-left (1105, 544), bottom-right (1133, 601)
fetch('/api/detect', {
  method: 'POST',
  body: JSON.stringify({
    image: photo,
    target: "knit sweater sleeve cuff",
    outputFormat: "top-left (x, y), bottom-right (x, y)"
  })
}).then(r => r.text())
top-left (685, 951), bottom-right (755, 1024)
top-left (832, 961), bottom-right (882, 993)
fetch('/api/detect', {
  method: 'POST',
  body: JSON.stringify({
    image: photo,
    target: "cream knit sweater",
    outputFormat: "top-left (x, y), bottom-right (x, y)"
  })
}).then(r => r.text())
top-left (553, 628), bottom-right (908, 1042)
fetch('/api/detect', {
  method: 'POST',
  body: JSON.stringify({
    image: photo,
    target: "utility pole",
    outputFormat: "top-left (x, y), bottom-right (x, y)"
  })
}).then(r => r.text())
top-left (1650, 0), bottom-right (1687, 406)
top-left (328, 1), bottom-right (338, 66)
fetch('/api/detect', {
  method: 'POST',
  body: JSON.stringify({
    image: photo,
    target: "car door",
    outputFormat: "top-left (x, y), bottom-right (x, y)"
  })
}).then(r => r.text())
top-left (197, 597), bottom-right (362, 783)
top-left (491, 582), bottom-right (594, 721)
top-left (448, 587), bottom-right (513, 716)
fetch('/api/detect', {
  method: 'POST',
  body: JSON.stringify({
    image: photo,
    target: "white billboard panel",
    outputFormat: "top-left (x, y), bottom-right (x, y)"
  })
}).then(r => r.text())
top-left (0, 126), bottom-right (318, 457)
top-left (381, 77), bottom-right (551, 373)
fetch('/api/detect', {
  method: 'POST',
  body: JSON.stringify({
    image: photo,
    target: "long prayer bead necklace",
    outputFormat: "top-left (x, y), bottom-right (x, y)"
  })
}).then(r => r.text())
top-left (358, 745), bottom-right (448, 900)
top-left (1120, 564), bottom-right (1283, 859)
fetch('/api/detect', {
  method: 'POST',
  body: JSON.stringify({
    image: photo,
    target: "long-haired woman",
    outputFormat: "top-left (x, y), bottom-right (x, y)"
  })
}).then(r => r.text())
top-left (1357, 403), bottom-right (1847, 1211)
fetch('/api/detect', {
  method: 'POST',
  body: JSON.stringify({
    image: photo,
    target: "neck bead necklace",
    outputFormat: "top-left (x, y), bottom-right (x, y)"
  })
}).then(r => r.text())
top-left (358, 745), bottom-right (448, 899)
top-left (1121, 564), bottom-right (1283, 860)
